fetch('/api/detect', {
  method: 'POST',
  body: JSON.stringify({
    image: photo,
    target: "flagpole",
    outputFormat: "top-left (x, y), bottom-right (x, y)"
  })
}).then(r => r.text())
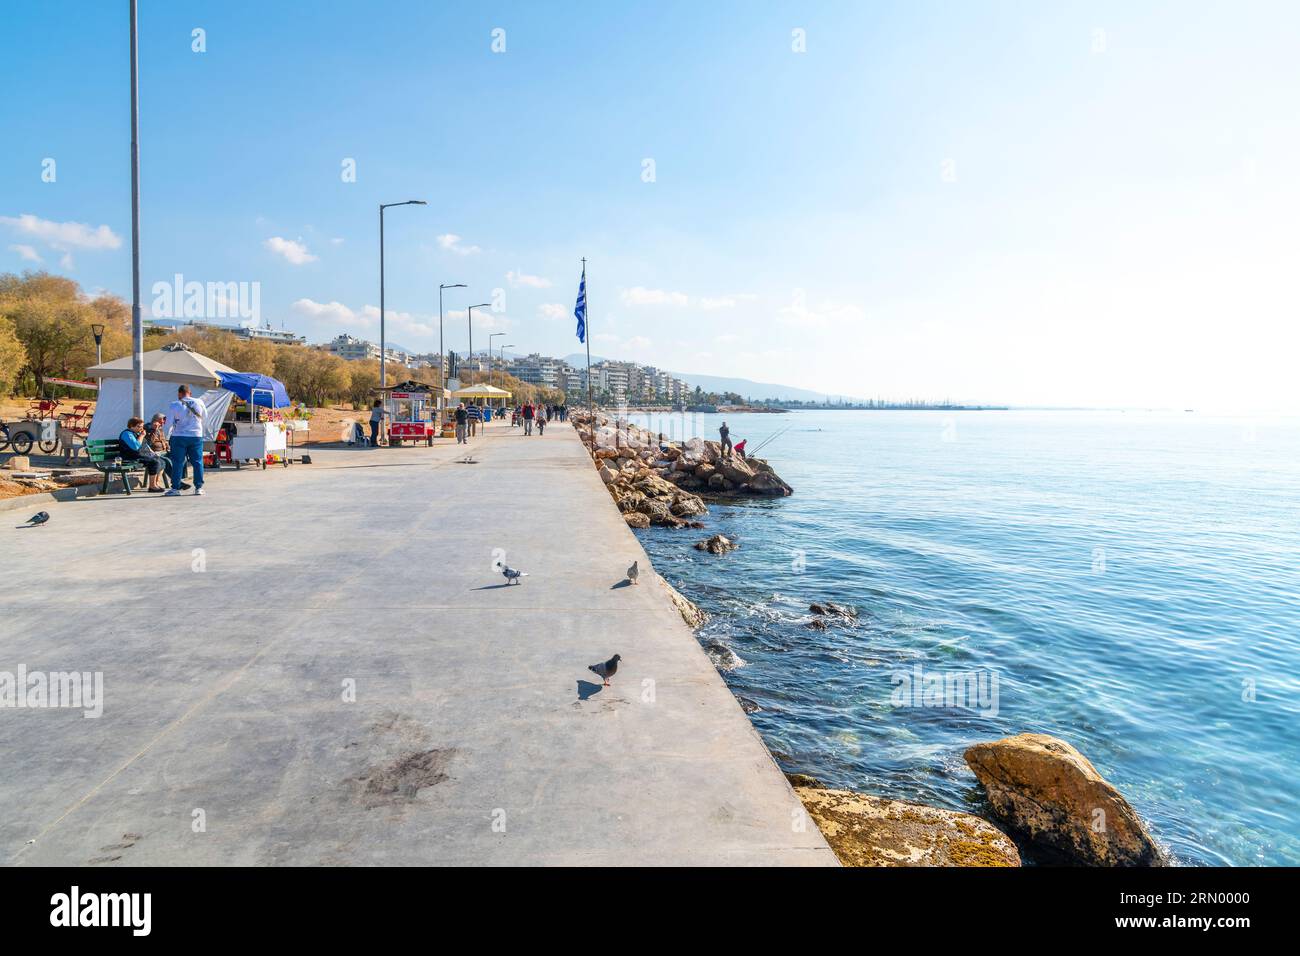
top-left (583, 258), bottom-right (592, 422)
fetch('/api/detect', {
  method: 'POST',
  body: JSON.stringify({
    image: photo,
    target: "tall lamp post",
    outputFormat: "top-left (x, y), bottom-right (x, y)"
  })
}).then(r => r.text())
top-left (438, 283), bottom-right (466, 426)
top-left (378, 199), bottom-right (427, 390)
top-left (128, 0), bottom-right (143, 419)
top-left (498, 344), bottom-right (514, 390)
top-left (466, 302), bottom-right (491, 382)
top-left (438, 282), bottom-right (466, 395)
top-left (90, 323), bottom-right (105, 392)
top-left (488, 332), bottom-right (504, 387)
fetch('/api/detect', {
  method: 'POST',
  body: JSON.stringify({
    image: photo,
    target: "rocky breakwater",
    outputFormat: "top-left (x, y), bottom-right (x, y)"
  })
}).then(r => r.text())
top-left (571, 411), bottom-right (792, 531)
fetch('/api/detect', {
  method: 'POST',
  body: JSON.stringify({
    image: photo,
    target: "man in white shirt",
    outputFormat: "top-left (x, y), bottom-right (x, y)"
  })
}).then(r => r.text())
top-left (165, 383), bottom-right (207, 496)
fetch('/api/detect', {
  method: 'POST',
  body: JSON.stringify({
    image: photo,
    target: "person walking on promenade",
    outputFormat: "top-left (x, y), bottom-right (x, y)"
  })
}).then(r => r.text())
top-left (537, 413), bottom-right (546, 436)
top-left (719, 420), bottom-right (733, 458)
top-left (368, 399), bottom-right (387, 447)
top-left (165, 383), bottom-right (206, 496)
top-left (522, 402), bottom-right (534, 435)
top-left (454, 402), bottom-right (469, 444)
top-left (467, 402), bottom-right (482, 437)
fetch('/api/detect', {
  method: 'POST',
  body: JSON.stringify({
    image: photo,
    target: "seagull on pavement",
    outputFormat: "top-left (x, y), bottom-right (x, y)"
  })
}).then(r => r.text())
top-left (589, 654), bottom-right (621, 686)
top-left (21, 511), bottom-right (50, 527)
top-left (626, 560), bottom-right (639, 585)
top-left (501, 565), bottom-right (528, 585)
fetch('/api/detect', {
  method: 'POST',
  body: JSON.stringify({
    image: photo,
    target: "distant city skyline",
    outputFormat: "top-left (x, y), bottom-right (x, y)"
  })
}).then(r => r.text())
top-left (4, 2), bottom-right (1299, 411)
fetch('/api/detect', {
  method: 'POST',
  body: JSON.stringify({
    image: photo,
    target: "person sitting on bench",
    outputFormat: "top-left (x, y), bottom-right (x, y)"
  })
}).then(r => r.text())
top-left (119, 417), bottom-right (170, 492)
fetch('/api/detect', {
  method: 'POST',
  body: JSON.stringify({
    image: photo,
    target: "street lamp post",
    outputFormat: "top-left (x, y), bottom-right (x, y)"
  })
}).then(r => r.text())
top-left (466, 302), bottom-right (491, 382)
top-left (438, 283), bottom-right (467, 427)
top-left (488, 332), bottom-right (504, 387)
top-left (438, 283), bottom-right (466, 397)
top-left (499, 344), bottom-right (514, 390)
top-left (378, 199), bottom-right (427, 390)
top-left (128, 0), bottom-right (143, 420)
top-left (90, 323), bottom-right (105, 392)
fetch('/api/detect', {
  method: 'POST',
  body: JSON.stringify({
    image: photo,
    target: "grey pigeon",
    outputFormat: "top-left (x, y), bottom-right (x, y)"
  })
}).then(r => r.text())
top-left (588, 654), bottom-right (621, 686)
top-left (23, 511), bottom-right (50, 526)
top-left (626, 560), bottom-right (639, 585)
top-left (501, 565), bottom-right (528, 585)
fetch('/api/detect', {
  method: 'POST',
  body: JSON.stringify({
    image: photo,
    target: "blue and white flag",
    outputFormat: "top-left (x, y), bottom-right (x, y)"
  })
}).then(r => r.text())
top-left (574, 265), bottom-right (587, 343)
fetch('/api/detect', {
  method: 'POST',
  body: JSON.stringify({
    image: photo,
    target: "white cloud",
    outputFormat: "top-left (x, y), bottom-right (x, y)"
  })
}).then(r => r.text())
top-left (291, 298), bottom-right (359, 325)
top-left (698, 293), bottom-right (757, 310)
top-left (292, 298), bottom-right (445, 342)
top-left (330, 237), bottom-right (345, 245)
top-left (264, 236), bottom-right (318, 265)
top-left (507, 270), bottom-right (552, 288)
top-left (621, 286), bottom-right (689, 307)
top-left (9, 244), bottom-right (43, 264)
top-left (1, 213), bottom-right (122, 251)
top-left (437, 233), bottom-right (481, 256)
top-left (777, 293), bottom-right (864, 329)
top-left (625, 335), bottom-right (652, 351)
top-left (360, 304), bottom-right (435, 337)
top-left (538, 303), bottom-right (567, 320)
top-left (1, 213), bottom-right (122, 269)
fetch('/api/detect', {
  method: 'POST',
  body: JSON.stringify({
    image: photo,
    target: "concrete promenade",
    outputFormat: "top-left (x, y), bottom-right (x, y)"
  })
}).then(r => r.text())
top-left (0, 419), bottom-right (836, 866)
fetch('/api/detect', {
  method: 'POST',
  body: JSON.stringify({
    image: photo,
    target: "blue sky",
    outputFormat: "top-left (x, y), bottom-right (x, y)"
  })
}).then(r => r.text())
top-left (3, 1), bottom-right (1299, 409)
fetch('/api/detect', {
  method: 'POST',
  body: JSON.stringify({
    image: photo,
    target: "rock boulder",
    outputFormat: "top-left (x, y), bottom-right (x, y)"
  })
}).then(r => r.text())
top-left (795, 788), bottom-right (1020, 867)
top-left (963, 733), bottom-right (1165, 866)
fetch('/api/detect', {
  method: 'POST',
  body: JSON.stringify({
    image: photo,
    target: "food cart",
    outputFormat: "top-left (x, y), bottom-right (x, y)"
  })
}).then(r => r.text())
top-left (212, 372), bottom-right (292, 468)
top-left (376, 381), bottom-right (448, 446)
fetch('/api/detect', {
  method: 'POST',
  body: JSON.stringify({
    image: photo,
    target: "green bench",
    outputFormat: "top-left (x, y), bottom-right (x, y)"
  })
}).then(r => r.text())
top-left (87, 439), bottom-right (149, 495)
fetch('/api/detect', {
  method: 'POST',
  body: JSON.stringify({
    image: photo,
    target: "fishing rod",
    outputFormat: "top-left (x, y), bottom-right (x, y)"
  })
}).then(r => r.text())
top-left (749, 424), bottom-right (792, 457)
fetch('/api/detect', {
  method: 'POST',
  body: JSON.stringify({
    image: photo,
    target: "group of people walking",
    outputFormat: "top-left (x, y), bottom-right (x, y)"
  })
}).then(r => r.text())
top-left (449, 399), bottom-right (574, 445)
top-left (510, 402), bottom-right (566, 435)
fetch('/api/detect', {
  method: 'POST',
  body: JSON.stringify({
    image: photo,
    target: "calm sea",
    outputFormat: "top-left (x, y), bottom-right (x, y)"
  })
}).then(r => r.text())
top-left (626, 409), bottom-right (1300, 866)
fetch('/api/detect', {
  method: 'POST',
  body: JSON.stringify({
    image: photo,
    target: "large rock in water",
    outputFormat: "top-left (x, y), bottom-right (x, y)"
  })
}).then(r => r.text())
top-left (795, 788), bottom-right (1020, 867)
top-left (964, 733), bottom-right (1164, 866)
top-left (694, 533), bottom-right (738, 554)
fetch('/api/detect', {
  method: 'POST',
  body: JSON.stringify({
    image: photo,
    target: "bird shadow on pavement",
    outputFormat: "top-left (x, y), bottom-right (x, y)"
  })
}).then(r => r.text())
top-left (471, 583), bottom-right (515, 590)
top-left (576, 680), bottom-right (603, 701)
top-left (609, 580), bottom-right (631, 589)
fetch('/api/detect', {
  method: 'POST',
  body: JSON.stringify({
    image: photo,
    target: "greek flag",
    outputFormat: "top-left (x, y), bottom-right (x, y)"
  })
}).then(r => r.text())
top-left (574, 266), bottom-right (587, 343)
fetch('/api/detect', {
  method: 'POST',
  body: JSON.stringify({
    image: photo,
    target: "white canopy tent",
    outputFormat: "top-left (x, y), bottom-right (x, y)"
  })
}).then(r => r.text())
top-left (85, 344), bottom-right (237, 443)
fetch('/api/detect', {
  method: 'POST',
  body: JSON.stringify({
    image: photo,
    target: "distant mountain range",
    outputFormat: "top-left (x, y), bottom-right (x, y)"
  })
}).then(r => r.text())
top-left (561, 354), bottom-right (849, 402)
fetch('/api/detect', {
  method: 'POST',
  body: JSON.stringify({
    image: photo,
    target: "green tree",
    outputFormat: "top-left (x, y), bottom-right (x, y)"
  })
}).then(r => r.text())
top-left (0, 315), bottom-right (27, 396)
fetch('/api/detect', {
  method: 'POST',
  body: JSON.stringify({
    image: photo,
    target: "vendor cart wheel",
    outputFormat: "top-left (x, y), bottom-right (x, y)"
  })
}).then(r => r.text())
top-left (11, 432), bottom-right (34, 456)
top-left (39, 438), bottom-right (59, 454)
top-left (0, 425), bottom-right (9, 451)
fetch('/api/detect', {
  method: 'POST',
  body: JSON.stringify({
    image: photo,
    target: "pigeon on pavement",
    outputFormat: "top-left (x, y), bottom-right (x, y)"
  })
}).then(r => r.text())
top-left (501, 565), bottom-right (528, 585)
top-left (626, 560), bottom-right (639, 585)
top-left (22, 511), bottom-right (50, 527)
top-left (589, 654), bottom-right (621, 686)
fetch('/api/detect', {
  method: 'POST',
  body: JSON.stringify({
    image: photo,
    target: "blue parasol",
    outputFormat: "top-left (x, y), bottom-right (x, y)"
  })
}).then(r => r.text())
top-left (217, 371), bottom-right (292, 407)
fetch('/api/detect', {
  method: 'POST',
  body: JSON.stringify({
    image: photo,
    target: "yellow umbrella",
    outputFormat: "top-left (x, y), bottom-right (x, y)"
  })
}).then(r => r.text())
top-left (452, 383), bottom-right (512, 399)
